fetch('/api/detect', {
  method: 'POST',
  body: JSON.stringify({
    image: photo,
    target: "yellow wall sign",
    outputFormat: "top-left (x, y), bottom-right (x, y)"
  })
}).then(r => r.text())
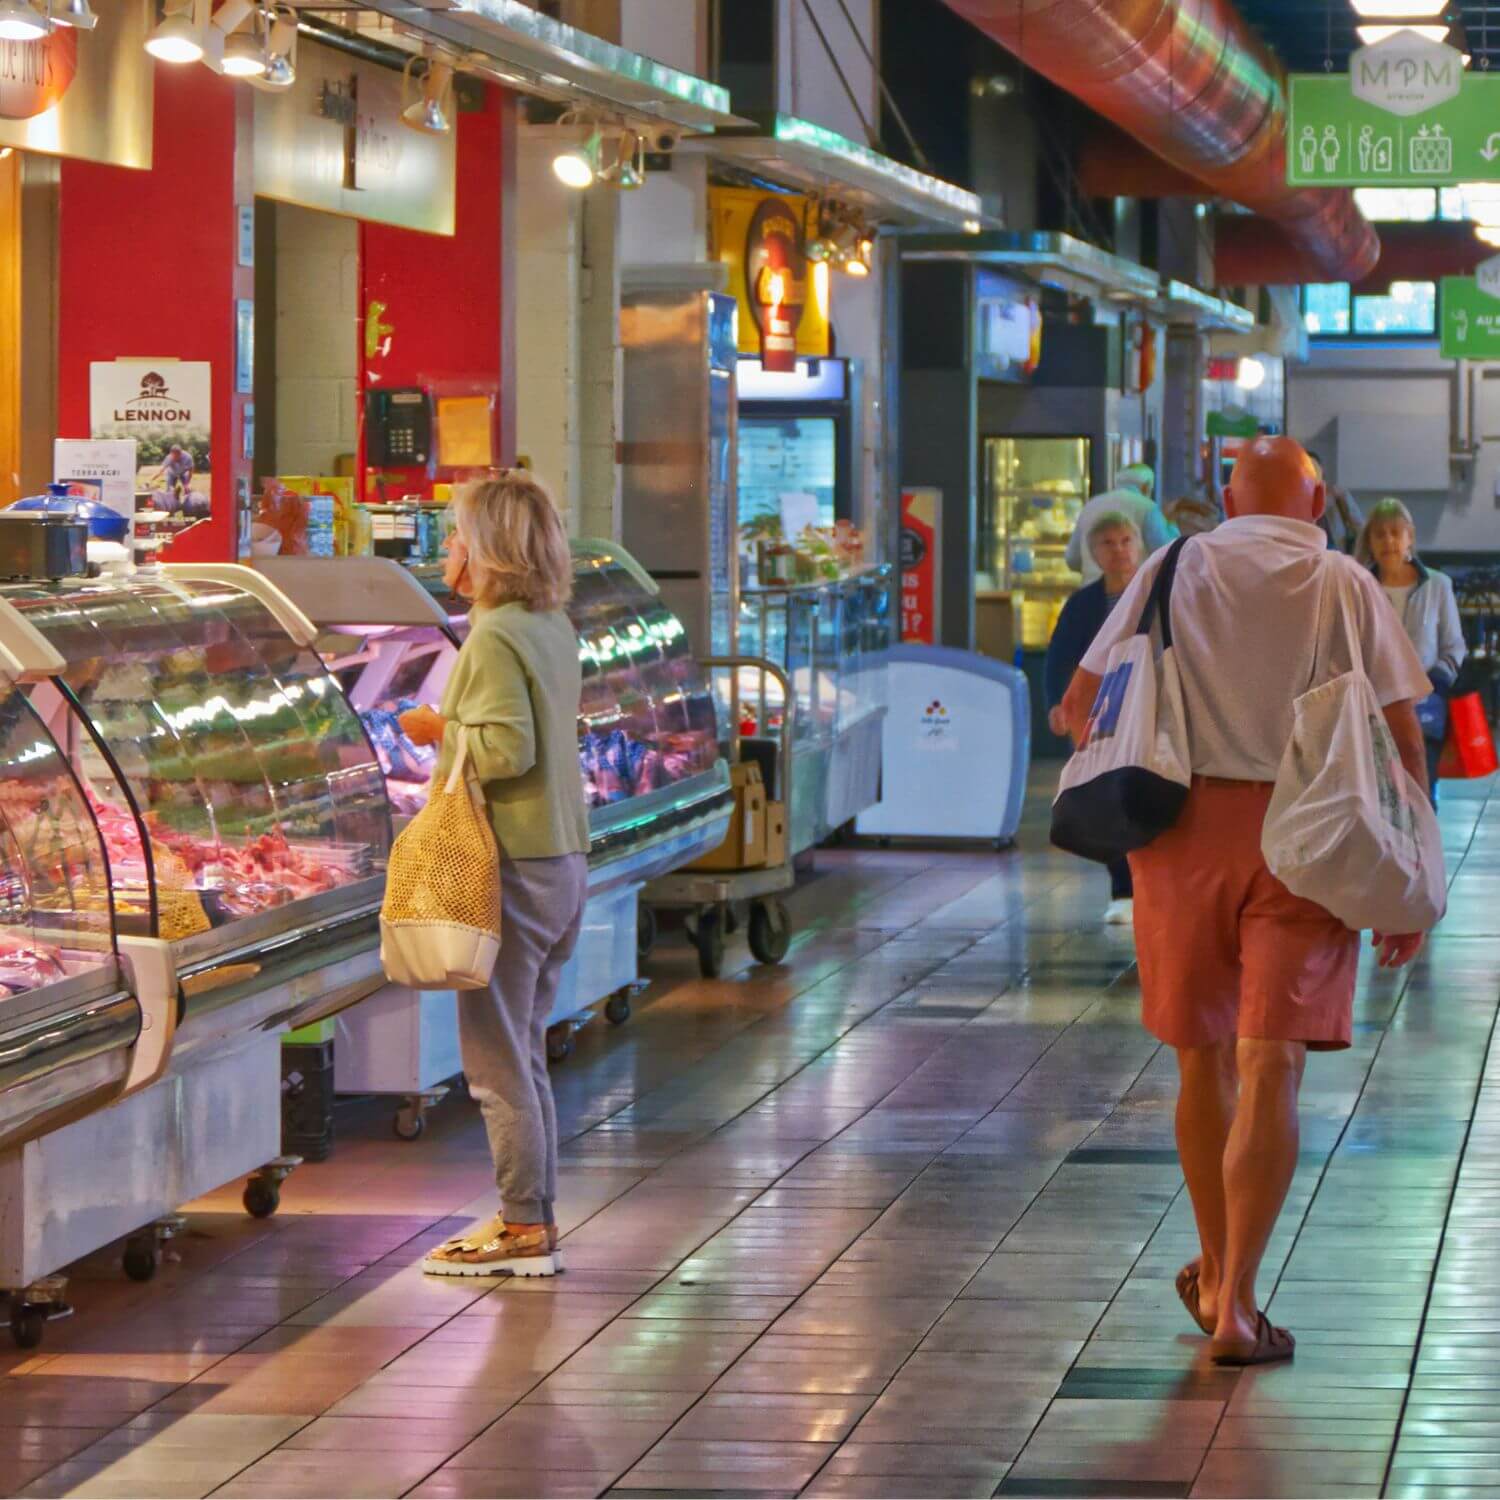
top-left (710, 186), bottom-right (830, 369)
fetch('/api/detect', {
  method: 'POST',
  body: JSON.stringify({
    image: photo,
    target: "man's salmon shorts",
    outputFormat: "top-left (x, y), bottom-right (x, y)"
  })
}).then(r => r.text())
top-left (1128, 777), bottom-right (1359, 1051)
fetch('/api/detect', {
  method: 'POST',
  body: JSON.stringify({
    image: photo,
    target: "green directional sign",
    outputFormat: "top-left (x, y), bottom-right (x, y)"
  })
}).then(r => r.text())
top-left (1288, 34), bottom-right (1500, 187)
top-left (1440, 274), bottom-right (1500, 359)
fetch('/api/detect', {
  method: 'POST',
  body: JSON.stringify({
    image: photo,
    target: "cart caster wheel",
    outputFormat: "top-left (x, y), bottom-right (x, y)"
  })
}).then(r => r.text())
top-left (243, 1178), bottom-right (280, 1219)
top-left (605, 990), bottom-right (632, 1026)
top-left (9, 1304), bottom-right (44, 1350)
top-left (748, 898), bottom-right (791, 965)
top-left (694, 907), bottom-right (725, 979)
top-left (393, 1107), bottom-right (425, 1141)
top-left (122, 1237), bottom-right (159, 1283)
top-left (636, 905), bottom-right (657, 961)
top-left (546, 1024), bottom-right (574, 1063)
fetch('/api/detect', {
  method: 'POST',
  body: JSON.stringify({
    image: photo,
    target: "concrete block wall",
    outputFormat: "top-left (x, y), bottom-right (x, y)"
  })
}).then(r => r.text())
top-left (273, 203), bottom-right (358, 477)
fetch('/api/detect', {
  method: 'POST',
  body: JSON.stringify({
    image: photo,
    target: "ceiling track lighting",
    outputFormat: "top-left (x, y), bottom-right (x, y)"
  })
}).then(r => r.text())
top-left (145, 0), bottom-right (206, 63)
top-left (806, 200), bottom-right (875, 278)
top-left (51, 0), bottom-right (96, 31)
top-left (401, 50), bottom-right (455, 135)
top-left (244, 5), bottom-right (295, 90)
top-left (550, 111), bottom-right (647, 192)
top-left (209, 0), bottom-right (264, 75)
top-left (0, 0), bottom-right (48, 42)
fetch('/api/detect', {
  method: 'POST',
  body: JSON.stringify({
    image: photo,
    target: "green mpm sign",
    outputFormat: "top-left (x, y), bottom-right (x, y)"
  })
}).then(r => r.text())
top-left (1289, 32), bottom-right (1500, 186)
top-left (1440, 261), bottom-right (1500, 359)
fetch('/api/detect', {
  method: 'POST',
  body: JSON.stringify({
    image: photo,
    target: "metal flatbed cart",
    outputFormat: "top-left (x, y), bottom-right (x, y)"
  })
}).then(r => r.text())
top-left (644, 656), bottom-right (796, 979)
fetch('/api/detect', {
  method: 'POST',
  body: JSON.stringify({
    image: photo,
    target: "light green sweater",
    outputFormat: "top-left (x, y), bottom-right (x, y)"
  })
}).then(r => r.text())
top-left (436, 601), bottom-right (590, 859)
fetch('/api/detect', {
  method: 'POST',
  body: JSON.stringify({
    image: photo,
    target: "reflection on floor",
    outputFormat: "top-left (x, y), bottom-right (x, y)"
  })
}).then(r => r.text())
top-left (2, 775), bottom-right (1498, 1499)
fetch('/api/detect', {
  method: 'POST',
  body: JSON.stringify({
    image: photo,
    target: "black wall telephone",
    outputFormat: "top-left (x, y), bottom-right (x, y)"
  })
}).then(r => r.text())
top-left (365, 387), bottom-right (433, 467)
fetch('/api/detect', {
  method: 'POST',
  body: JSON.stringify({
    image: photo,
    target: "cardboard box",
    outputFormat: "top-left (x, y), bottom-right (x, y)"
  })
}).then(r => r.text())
top-left (764, 799), bottom-right (788, 869)
top-left (688, 763), bottom-right (768, 871)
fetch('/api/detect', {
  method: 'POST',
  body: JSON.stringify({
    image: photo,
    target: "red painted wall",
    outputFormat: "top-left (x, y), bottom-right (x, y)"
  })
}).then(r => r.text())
top-left (58, 62), bottom-right (244, 562)
top-left (359, 83), bottom-right (509, 500)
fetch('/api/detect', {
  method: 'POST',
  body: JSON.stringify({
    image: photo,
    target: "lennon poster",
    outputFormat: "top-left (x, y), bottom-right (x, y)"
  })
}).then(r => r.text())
top-left (89, 360), bottom-right (212, 519)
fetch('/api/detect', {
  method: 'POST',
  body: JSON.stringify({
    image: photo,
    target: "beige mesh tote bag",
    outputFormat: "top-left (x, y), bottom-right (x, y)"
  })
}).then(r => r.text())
top-left (380, 725), bottom-right (502, 990)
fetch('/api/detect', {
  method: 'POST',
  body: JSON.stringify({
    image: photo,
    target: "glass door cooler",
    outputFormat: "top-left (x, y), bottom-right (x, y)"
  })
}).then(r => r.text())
top-left (256, 541), bottom-right (730, 1128)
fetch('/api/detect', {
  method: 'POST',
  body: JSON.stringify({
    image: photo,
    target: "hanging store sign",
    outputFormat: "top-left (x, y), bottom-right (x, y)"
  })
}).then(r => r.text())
top-left (90, 360), bottom-right (212, 518)
top-left (1439, 271), bottom-right (1500, 359)
top-left (254, 40), bottom-right (456, 234)
top-left (711, 187), bottom-right (830, 371)
top-left (0, 0), bottom-right (152, 169)
top-left (1288, 35), bottom-right (1500, 186)
top-left (899, 487), bottom-right (941, 645)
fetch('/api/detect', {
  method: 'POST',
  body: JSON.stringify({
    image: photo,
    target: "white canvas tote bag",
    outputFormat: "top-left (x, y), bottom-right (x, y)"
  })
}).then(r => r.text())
top-left (380, 726), bottom-right (503, 990)
top-left (1051, 537), bottom-right (1192, 864)
top-left (1261, 561), bottom-right (1446, 935)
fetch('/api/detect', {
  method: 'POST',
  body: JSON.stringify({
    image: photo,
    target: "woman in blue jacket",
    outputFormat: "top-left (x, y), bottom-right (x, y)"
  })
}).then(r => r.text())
top-left (1359, 497), bottom-right (1467, 806)
top-left (1046, 511), bottom-right (1143, 925)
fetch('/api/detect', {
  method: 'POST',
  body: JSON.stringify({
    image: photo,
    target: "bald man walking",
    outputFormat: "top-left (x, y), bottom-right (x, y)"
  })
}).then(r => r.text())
top-left (1061, 437), bottom-right (1433, 1365)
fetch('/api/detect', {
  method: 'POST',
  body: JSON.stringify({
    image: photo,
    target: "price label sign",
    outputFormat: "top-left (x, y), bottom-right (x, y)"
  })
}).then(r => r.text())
top-left (1288, 34), bottom-right (1500, 186)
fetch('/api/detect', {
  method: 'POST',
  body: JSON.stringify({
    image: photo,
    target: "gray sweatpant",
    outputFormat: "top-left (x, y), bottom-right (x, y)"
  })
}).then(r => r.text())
top-left (458, 852), bottom-right (586, 1224)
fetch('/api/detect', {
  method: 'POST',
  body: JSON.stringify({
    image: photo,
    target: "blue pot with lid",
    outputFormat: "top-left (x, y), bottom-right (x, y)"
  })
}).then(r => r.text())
top-left (11, 483), bottom-right (131, 543)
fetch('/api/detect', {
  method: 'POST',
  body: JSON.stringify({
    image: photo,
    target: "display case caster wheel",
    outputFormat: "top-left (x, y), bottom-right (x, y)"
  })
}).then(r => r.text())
top-left (244, 1156), bottom-right (300, 1219)
top-left (9, 1303), bottom-right (44, 1350)
top-left (637, 905), bottom-right (657, 960)
top-left (122, 1237), bottom-right (160, 1283)
top-left (694, 906), bottom-right (725, 979)
top-left (748, 897), bottom-right (791, 965)
top-left (7, 1278), bottom-right (71, 1349)
top-left (546, 1023), bottom-right (575, 1063)
top-left (393, 1086), bottom-right (447, 1141)
top-left (605, 990), bottom-right (632, 1026)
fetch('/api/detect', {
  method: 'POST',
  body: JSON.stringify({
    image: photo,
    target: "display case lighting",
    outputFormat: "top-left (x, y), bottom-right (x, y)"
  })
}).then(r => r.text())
top-left (0, 0), bottom-right (48, 41)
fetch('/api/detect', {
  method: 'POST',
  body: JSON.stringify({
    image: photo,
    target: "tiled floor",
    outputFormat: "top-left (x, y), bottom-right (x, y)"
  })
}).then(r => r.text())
top-left (4, 774), bottom-right (1499, 1499)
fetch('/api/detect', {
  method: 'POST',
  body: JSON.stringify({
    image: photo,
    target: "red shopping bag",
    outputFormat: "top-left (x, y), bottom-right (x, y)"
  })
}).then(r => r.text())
top-left (1440, 693), bottom-right (1499, 779)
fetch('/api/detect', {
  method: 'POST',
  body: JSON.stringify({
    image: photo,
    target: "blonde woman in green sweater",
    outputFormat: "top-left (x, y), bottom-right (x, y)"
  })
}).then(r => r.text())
top-left (399, 472), bottom-right (588, 1277)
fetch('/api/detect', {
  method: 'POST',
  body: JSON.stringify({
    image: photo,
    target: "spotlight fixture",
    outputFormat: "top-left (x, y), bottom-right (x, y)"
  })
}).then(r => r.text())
top-left (221, 29), bottom-right (263, 74)
top-left (50, 0), bottom-right (97, 30)
top-left (610, 131), bottom-right (645, 189)
top-left (1236, 356), bottom-right (1267, 392)
top-left (247, 6), bottom-right (295, 89)
top-left (1349, 0), bottom-right (1446, 15)
top-left (553, 127), bottom-right (601, 189)
top-left (210, 0), bottom-right (264, 75)
top-left (402, 52), bottom-right (454, 134)
top-left (0, 0), bottom-right (47, 41)
top-left (145, 0), bottom-right (204, 62)
top-left (1355, 23), bottom-right (1451, 45)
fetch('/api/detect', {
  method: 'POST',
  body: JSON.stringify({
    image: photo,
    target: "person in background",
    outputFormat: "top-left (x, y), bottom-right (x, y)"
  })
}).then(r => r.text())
top-left (1163, 488), bottom-right (1223, 537)
top-left (1306, 449), bottom-right (1363, 553)
top-left (398, 470), bottom-right (589, 1278)
top-left (1060, 437), bottom-right (1431, 1367)
top-left (1046, 511), bottom-right (1143, 926)
top-left (1065, 463), bottom-right (1176, 584)
top-left (161, 444), bottom-right (194, 513)
top-left (1358, 497), bottom-right (1466, 806)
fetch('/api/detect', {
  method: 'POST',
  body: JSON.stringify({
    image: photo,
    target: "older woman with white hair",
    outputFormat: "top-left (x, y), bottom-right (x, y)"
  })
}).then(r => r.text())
top-left (1047, 509), bottom-right (1145, 924)
top-left (1359, 496), bottom-right (1466, 805)
top-left (399, 470), bottom-right (589, 1277)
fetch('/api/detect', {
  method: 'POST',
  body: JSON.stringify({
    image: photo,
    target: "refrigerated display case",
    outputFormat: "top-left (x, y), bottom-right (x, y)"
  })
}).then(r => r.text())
top-left (733, 565), bottom-right (893, 854)
top-left (256, 542), bottom-right (731, 1128)
top-left (0, 564), bottom-right (394, 1339)
top-left (975, 436), bottom-right (1089, 652)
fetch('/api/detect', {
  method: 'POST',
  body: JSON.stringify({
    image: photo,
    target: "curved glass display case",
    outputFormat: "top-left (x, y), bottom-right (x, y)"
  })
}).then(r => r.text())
top-left (3, 573), bottom-right (391, 954)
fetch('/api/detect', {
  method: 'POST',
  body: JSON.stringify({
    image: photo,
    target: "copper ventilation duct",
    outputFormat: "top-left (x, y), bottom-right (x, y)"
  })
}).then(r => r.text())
top-left (941, 0), bottom-right (1381, 282)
